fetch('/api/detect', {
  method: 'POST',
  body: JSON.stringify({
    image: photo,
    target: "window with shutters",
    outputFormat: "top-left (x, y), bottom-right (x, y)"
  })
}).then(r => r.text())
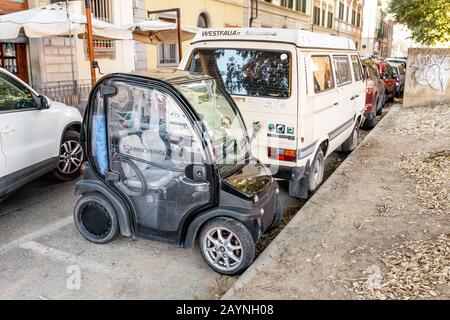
top-left (91, 0), bottom-right (115, 58)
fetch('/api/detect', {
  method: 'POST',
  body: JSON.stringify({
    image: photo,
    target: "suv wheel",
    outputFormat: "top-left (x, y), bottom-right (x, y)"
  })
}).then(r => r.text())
top-left (53, 130), bottom-right (84, 181)
top-left (200, 217), bottom-right (255, 275)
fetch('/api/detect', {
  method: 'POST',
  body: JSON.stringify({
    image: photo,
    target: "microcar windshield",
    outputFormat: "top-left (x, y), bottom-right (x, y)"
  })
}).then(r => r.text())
top-left (175, 79), bottom-right (250, 176)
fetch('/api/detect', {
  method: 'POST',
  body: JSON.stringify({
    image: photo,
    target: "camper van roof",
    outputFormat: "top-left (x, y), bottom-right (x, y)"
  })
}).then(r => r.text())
top-left (192, 28), bottom-right (357, 51)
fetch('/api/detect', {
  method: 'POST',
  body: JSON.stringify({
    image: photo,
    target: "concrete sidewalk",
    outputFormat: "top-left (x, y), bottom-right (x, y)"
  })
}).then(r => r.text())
top-left (224, 104), bottom-right (450, 300)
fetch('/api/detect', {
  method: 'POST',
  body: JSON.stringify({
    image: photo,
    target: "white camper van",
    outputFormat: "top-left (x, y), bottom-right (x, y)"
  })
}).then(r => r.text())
top-left (180, 28), bottom-right (366, 198)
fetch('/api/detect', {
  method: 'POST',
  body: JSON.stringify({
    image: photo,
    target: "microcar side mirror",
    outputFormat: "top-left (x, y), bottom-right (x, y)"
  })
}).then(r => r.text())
top-left (185, 164), bottom-right (207, 182)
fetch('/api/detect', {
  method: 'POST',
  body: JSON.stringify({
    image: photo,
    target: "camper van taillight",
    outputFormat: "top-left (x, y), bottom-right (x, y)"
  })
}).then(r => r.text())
top-left (268, 148), bottom-right (297, 162)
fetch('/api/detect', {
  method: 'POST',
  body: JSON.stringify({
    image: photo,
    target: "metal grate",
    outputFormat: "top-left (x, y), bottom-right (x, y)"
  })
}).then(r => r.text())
top-left (40, 81), bottom-right (92, 112)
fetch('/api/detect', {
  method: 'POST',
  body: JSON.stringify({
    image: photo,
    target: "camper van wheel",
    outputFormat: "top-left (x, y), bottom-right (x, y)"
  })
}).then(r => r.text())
top-left (341, 125), bottom-right (359, 153)
top-left (199, 217), bottom-right (255, 276)
top-left (266, 197), bottom-right (284, 233)
top-left (308, 149), bottom-right (325, 192)
top-left (74, 193), bottom-right (119, 244)
top-left (363, 116), bottom-right (376, 130)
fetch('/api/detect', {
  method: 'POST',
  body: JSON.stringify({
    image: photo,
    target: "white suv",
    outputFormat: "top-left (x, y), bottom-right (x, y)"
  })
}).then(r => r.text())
top-left (0, 67), bottom-right (84, 201)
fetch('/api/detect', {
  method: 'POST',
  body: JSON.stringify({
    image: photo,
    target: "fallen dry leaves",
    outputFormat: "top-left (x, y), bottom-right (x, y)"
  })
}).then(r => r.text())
top-left (398, 150), bottom-right (449, 216)
top-left (350, 234), bottom-right (449, 300)
top-left (389, 103), bottom-right (450, 136)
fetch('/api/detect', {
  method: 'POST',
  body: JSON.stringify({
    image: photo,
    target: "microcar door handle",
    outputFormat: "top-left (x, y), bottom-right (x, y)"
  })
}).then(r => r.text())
top-left (333, 101), bottom-right (339, 106)
top-left (1, 126), bottom-right (15, 135)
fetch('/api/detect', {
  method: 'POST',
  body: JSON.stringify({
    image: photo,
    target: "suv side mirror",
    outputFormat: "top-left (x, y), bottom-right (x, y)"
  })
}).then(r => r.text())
top-left (37, 95), bottom-right (50, 109)
top-left (185, 164), bottom-right (207, 182)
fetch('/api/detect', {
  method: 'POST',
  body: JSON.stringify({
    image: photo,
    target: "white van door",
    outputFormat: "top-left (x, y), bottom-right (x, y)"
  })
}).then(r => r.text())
top-left (350, 54), bottom-right (366, 115)
top-left (307, 54), bottom-right (340, 155)
top-left (333, 55), bottom-right (355, 142)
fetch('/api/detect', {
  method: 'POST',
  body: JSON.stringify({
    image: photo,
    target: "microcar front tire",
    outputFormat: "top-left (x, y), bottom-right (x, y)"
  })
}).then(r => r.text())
top-left (74, 193), bottom-right (119, 244)
top-left (199, 217), bottom-right (255, 276)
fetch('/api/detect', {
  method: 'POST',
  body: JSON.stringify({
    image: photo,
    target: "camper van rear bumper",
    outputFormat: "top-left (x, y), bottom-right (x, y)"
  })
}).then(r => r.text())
top-left (268, 164), bottom-right (307, 181)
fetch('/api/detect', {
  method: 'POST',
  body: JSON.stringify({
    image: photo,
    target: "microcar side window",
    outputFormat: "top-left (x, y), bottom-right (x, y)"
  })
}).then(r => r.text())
top-left (106, 82), bottom-right (205, 177)
top-left (91, 91), bottom-right (109, 175)
top-left (311, 55), bottom-right (335, 93)
top-left (187, 49), bottom-right (291, 99)
top-left (333, 55), bottom-right (352, 86)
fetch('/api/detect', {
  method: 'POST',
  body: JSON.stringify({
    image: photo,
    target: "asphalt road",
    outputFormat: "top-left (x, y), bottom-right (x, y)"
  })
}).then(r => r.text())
top-left (0, 166), bottom-right (330, 299)
top-left (0, 105), bottom-right (391, 299)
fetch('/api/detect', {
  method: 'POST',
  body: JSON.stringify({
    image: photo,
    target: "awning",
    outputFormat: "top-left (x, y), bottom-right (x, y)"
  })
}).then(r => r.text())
top-left (0, 3), bottom-right (132, 40)
top-left (123, 20), bottom-right (199, 44)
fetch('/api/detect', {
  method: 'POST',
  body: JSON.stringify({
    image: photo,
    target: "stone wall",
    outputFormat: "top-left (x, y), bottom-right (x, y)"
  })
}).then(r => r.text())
top-left (29, 0), bottom-right (79, 88)
top-left (403, 48), bottom-right (450, 108)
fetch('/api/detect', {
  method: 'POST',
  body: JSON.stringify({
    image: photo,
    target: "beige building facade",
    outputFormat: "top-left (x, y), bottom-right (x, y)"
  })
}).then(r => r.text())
top-left (245, 0), bottom-right (363, 49)
top-left (142, 0), bottom-right (248, 71)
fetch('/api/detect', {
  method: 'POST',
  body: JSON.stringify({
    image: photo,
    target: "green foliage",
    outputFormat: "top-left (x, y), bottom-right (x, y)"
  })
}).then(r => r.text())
top-left (388, 0), bottom-right (450, 45)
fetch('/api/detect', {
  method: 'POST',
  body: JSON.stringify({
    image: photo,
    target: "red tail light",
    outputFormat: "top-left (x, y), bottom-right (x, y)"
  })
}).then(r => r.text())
top-left (268, 148), bottom-right (297, 162)
top-left (80, 161), bottom-right (88, 176)
top-left (366, 80), bottom-right (375, 94)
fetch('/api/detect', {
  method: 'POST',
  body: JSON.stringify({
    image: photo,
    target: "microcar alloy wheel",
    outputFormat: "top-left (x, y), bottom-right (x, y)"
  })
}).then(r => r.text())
top-left (200, 217), bottom-right (255, 275)
top-left (74, 193), bottom-right (119, 244)
top-left (53, 130), bottom-right (84, 181)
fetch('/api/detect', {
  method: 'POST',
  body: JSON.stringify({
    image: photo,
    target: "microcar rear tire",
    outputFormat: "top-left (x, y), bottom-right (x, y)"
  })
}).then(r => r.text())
top-left (53, 130), bottom-right (84, 181)
top-left (308, 149), bottom-right (325, 192)
top-left (266, 197), bottom-right (284, 233)
top-left (199, 217), bottom-right (255, 276)
top-left (340, 124), bottom-right (359, 154)
top-left (74, 193), bottom-right (119, 244)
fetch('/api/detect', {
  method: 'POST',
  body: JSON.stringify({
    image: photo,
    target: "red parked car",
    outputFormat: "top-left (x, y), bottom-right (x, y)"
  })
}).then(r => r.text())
top-left (376, 60), bottom-right (396, 104)
top-left (362, 58), bottom-right (386, 129)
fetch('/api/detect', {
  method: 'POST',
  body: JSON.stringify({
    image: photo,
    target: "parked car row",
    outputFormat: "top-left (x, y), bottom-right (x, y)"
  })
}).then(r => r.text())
top-left (360, 56), bottom-right (405, 129)
top-left (2, 28), bottom-right (391, 276)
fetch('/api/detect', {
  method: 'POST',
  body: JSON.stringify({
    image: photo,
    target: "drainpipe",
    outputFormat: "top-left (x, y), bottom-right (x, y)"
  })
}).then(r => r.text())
top-left (249, 0), bottom-right (258, 27)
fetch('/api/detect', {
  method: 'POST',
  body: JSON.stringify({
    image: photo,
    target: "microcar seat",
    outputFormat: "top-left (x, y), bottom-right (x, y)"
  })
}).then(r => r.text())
top-left (118, 129), bottom-right (174, 190)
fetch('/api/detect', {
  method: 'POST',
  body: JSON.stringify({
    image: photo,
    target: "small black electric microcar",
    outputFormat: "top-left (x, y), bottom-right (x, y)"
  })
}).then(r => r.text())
top-left (74, 70), bottom-right (282, 275)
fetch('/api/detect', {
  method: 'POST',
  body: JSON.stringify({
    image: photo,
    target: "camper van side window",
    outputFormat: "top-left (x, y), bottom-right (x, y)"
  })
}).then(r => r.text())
top-left (333, 55), bottom-right (352, 86)
top-left (311, 56), bottom-right (335, 93)
top-left (351, 55), bottom-right (363, 82)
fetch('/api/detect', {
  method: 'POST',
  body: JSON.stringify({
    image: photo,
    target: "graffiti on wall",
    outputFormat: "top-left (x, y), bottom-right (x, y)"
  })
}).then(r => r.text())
top-left (410, 51), bottom-right (450, 94)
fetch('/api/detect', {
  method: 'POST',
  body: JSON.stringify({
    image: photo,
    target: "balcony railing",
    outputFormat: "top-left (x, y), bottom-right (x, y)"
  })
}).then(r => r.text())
top-left (39, 81), bottom-right (92, 113)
